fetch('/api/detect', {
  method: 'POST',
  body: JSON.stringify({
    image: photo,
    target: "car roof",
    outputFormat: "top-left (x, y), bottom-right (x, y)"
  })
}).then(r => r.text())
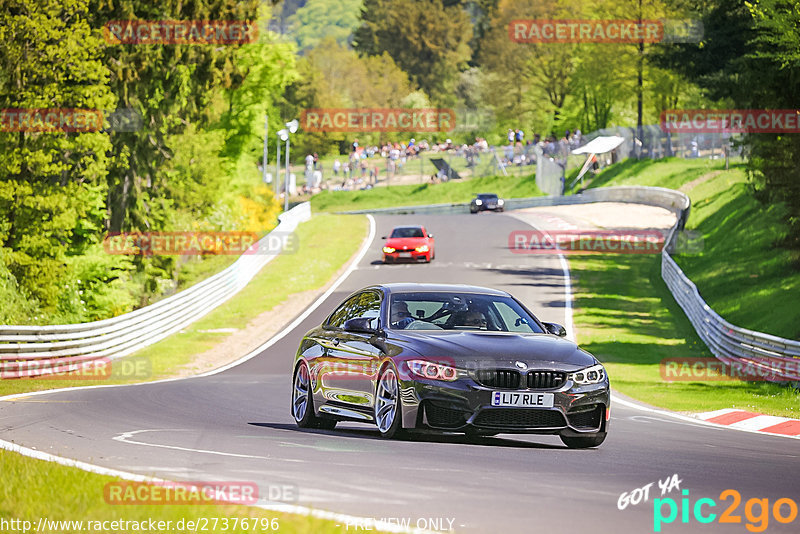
top-left (366, 283), bottom-right (510, 297)
top-left (477, 193), bottom-right (498, 197)
top-left (390, 225), bottom-right (425, 229)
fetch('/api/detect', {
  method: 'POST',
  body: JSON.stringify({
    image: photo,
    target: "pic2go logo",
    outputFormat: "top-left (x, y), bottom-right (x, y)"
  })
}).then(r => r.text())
top-left (653, 490), bottom-right (798, 532)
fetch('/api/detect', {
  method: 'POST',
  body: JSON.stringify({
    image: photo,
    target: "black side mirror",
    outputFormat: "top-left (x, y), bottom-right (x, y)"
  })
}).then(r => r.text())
top-left (543, 322), bottom-right (567, 337)
top-left (427, 233), bottom-right (434, 238)
top-left (381, 236), bottom-right (387, 239)
top-left (343, 317), bottom-right (378, 334)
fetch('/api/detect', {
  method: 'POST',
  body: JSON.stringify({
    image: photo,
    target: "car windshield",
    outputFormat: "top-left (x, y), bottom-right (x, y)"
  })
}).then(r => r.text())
top-left (390, 227), bottom-right (424, 238)
top-left (478, 194), bottom-right (498, 200)
top-left (389, 292), bottom-right (544, 333)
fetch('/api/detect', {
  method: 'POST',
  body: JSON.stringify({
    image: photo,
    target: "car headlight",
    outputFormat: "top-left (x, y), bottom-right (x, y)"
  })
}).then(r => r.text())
top-left (569, 364), bottom-right (606, 385)
top-left (475, 199), bottom-right (482, 205)
top-left (497, 199), bottom-right (505, 205)
top-left (383, 246), bottom-right (396, 253)
top-left (407, 360), bottom-right (458, 381)
top-left (415, 245), bottom-right (429, 252)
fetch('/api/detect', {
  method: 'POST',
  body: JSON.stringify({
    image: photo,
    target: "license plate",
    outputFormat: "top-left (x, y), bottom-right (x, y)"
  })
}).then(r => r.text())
top-left (399, 252), bottom-right (412, 258)
top-left (491, 391), bottom-right (554, 408)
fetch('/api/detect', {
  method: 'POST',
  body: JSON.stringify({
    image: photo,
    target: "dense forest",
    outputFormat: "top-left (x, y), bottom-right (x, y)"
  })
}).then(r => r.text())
top-left (1, 0), bottom-right (798, 325)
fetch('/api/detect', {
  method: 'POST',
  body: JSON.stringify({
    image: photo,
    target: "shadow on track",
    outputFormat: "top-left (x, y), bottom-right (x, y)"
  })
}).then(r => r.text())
top-left (248, 422), bottom-right (567, 449)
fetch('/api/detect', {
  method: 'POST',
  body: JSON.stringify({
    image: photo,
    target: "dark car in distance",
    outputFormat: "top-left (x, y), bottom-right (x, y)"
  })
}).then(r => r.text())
top-left (470, 193), bottom-right (504, 213)
top-left (290, 283), bottom-right (609, 448)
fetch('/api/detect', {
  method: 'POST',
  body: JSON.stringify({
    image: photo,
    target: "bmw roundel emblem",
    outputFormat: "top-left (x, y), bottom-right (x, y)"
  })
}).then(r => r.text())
top-left (515, 361), bottom-right (527, 370)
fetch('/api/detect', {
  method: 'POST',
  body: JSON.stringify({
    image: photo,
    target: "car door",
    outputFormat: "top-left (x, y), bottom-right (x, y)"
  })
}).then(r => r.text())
top-left (317, 290), bottom-right (384, 408)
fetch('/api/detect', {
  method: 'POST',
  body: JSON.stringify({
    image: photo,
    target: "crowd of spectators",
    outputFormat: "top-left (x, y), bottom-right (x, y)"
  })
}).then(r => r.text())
top-left (293, 128), bottom-right (587, 194)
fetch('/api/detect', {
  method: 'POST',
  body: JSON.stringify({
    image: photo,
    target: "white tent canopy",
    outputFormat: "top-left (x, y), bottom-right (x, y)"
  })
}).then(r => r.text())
top-left (569, 135), bottom-right (626, 191)
top-left (571, 135), bottom-right (626, 155)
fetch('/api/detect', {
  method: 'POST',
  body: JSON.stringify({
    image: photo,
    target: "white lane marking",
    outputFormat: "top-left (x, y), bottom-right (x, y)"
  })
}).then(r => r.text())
top-left (506, 212), bottom-right (575, 341)
top-left (0, 437), bottom-right (433, 534)
top-left (0, 214), bottom-right (377, 403)
top-left (112, 429), bottom-right (274, 460)
top-left (612, 395), bottom-right (800, 440)
top-left (557, 253), bottom-right (575, 341)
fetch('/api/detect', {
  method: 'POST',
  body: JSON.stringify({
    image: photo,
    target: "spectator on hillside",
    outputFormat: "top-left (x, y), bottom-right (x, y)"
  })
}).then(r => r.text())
top-left (333, 159), bottom-right (341, 177)
top-left (573, 129), bottom-right (582, 148)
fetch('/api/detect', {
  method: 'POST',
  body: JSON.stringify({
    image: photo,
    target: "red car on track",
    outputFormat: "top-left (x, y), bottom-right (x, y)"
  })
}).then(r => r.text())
top-left (382, 225), bottom-right (435, 263)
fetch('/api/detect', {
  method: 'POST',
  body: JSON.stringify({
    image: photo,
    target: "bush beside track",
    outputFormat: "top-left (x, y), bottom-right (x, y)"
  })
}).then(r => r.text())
top-left (573, 158), bottom-right (800, 417)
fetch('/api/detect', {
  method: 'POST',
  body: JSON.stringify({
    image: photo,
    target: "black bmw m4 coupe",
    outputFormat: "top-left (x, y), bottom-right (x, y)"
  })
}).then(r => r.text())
top-left (291, 283), bottom-right (609, 448)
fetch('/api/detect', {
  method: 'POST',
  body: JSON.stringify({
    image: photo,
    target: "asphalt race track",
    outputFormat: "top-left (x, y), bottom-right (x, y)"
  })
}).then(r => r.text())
top-left (2, 213), bottom-right (799, 533)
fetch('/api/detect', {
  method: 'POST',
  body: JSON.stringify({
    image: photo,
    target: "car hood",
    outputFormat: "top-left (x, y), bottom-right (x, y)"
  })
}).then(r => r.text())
top-left (389, 330), bottom-right (596, 371)
top-left (385, 237), bottom-right (428, 249)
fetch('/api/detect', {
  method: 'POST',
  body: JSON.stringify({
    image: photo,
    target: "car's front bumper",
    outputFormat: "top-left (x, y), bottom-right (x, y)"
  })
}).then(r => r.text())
top-left (470, 203), bottom-right (504, 212)
top-left (398, 375), bottom-right (609, 436)
top-left (383, 251), bottom-right (429, 262)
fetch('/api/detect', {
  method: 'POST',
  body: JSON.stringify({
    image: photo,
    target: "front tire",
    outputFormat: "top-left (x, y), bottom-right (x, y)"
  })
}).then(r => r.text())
top-left (560, 433), bottom-right (606, 448)
top-left (375, 365), bottom-right (404, 439)
top-left (292, 362), bottom-right (337, 430)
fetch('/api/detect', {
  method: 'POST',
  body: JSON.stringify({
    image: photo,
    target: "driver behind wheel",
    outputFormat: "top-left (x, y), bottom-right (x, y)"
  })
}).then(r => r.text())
top-left (462, 310), bottom-right (487, 329)
top-left (391, 300), bottom-right (415, 329)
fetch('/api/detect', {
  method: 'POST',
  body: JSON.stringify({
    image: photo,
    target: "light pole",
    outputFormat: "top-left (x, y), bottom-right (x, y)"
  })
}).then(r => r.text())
top-left (268, 115), bottom-right (269, 184)
top-left (283, 119), bottom-right (298, 212)
top-left (277, 128), bottom-right (289, 205)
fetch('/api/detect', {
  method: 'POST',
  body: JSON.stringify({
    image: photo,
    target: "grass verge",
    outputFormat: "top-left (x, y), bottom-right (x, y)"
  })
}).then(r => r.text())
top-left (310, 173), bottom-right (542, 213)
top-left (0, 214), bottom-right (368, 398)
top-left (0, 448), bottom-right (371, 533)
top-left (571, 157), bottom-right (799, 416)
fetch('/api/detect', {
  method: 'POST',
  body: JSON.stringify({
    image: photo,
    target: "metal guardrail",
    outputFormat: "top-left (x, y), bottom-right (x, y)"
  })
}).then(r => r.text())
top-left (341, 186), bottom-right (800, 382)
top-left (0, 203), bottom-right (312, 378)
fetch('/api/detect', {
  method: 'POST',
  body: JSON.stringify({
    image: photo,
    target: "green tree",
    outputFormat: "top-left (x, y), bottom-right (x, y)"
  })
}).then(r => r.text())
top-left (353, 0), bottom-right (473, 105)
top-left (87, 0), bottom-right (262, 234)
top-left (477, 0), bottom-right (578, 135)
top-left (653, 0), bottom-right (800, 250)
top-left (282, 37), bottom-right (415, 154)
top-left (0, 0), bottom-right (116, 315)
top-left (744, 0), bottom-right (800, 250)
top-left (286, 0), bottom-right (363, 52)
